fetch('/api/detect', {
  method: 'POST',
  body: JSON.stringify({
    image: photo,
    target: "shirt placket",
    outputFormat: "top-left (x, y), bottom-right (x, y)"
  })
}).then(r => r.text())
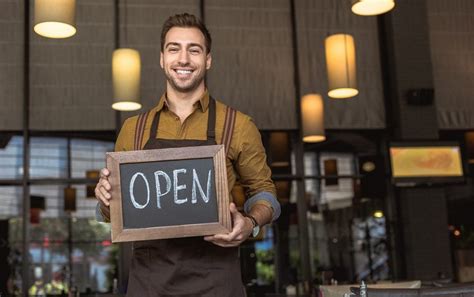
top-left (177, 106), bottom-right (200, 139)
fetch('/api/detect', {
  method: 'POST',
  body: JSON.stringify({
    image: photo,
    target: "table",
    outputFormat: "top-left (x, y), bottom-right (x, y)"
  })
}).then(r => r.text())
top-left (319, 280), bottom-right (421, 297)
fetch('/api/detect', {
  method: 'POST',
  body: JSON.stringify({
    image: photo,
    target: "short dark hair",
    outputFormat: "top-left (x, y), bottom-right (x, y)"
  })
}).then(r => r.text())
top-left (161, 13), bottom-right (212, 54)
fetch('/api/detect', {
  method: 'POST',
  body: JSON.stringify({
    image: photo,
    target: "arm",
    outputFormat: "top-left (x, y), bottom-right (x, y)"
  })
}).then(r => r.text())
top-left (204, 116), bottom-right (280, 247)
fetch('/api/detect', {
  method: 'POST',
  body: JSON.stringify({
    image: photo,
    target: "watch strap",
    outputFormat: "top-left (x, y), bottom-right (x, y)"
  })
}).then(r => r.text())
top-left (244, 213), bottom-right (258, 228)
top-left (243, 213), bottom-right (260, 237)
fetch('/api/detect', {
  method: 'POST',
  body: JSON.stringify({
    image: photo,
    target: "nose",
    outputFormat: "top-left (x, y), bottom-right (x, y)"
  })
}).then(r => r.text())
top-left (177, 49), bottom-right (190, 65)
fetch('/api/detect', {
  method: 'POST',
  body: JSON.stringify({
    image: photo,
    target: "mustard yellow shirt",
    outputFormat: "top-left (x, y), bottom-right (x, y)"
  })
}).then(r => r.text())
top-left (114, 91), bottom-right (278, 215)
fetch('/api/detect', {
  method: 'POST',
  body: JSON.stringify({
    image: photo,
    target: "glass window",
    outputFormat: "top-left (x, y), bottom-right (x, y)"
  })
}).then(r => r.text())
top-left (319, 152), bottom-right (355, 210)
top-left (255, 226), bottom-right (275, 285)
top-left (0, 136), bottom-right (23, 179)
top-left (352, 216), bottom-right (389, 281)
top-left (30, 137), bottom-right (68, 179)
top-left (71, 139), bottom-right (114, 178)
top-left (3, 136), bottom-right (116, 295)
top-left (0, 186), bottom-right (22, 218)
top-left (9, 216), bottom-right (113, 294)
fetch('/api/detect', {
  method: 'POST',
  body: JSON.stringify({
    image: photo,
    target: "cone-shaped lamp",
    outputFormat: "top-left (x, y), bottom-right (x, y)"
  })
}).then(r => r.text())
top-left (34, 0), bottom-right (76, 39)
top-left (112, 48), bottom-right (142, 111)
top-left (301, 94), bottom-right (325, 143)
top-left (325, 34), bottom-right (358, 99)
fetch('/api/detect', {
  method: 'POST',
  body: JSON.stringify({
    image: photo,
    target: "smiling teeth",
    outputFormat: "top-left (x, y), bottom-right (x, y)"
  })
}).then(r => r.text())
top-left (176, 70), bottom-right (192, 74)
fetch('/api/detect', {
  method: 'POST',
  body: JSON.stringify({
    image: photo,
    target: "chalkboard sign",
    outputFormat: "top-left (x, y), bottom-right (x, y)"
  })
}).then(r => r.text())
top-left (106, 145), bottom-right (231, 243)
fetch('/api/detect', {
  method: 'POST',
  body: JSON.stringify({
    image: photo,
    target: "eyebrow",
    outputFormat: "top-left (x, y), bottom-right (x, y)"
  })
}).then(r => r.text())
top-left (165, 42), bottom-right (204, 50)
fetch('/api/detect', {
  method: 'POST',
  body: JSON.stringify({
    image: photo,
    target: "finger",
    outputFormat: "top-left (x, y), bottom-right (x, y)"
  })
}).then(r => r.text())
top-left (100, 168), bottom-right (110, 178)
top-left (100, 179), bottom-right (111, 191)
top-left (213, 230), bottom-right (244, 242)
top-left (204, 234), bottom-right (236, 243)
top-left (227, 213), bottom-right (248, 239)
top-left (210, 233), bottom-right (232, 241)
top-left (213, 242), bottom-right (238, 248)
top-left (95, 188), bottom-right (109, 206)
top-left (99, 186), bottom-right (111, 200)
top-left (204, 207), bottom-right (248, 242)
top-left (230, 204), bottom-right (245, 223)
top-left (204, 237), bottom-right (240, 247)
top-left (229, 202), bottom-right (238, 213)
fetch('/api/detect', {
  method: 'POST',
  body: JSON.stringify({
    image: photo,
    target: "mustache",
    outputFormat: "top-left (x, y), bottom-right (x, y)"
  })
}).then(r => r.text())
top-left (173, 62), bottom-right (192, 67)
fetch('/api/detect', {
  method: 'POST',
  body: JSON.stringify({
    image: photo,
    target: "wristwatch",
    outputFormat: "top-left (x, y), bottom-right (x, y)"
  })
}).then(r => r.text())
top-left (244, 214), bottom-right (260, 237)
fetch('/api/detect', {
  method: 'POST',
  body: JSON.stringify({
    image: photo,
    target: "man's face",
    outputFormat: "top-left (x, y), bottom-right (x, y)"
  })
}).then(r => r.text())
top-left (160, 27), bottom-right (211, 93)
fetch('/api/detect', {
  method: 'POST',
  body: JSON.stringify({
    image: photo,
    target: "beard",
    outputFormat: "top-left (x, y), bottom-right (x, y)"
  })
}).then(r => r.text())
top-left (164, 64), bottom-right (206, 93)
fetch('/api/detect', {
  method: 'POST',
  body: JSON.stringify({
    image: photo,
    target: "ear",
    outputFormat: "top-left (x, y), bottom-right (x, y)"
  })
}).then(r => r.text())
top-left (206, 53), bottom-right (212, 70)
top-left (160, 51), bottom-right (164, 69)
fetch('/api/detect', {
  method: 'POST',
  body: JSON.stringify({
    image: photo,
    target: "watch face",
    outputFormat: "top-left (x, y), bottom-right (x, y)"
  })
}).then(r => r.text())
top-left (252, 226), bottom-right (260, 237)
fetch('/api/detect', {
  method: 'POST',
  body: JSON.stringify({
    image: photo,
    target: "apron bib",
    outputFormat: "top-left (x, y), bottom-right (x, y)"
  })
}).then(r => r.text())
top-left (126, 98), bottom-right (245, 297)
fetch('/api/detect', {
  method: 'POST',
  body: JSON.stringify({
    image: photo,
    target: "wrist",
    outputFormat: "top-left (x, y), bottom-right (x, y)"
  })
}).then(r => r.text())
top-left (244, 217), bottom-right (254, 232)
top-left (243, 214), bottom-right (260, 237)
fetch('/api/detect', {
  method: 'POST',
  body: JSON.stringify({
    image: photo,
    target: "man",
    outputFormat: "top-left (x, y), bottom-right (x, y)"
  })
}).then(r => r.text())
top-left (95, 13), bottom-right (280, 296)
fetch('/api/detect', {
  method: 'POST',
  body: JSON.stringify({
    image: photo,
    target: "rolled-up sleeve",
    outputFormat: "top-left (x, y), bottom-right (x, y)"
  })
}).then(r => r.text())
top-left (95, 203), bottom-right (108, 223)
top-left (235, 116), bottom-right (280, 221)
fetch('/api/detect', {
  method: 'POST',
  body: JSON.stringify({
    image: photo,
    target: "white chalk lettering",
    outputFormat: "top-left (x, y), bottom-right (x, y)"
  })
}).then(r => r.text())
top-left (192, 169), bottom-right (211, 204)
top-left (129, 172), bottom-right (150, 209)
top-left (154, 170), bottom-right (171, 209)
top-left (173, 169), bottom-right (187, 204)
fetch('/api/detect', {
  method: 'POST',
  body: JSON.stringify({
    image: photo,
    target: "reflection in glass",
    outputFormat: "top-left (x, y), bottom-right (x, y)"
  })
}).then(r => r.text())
top-left (9, 217), bottom-right (113, 293)
top-left (71, 139), bottom-right (114, 179)
top-left (30, 137), bottom-right (68, 179)
top-left (0, 136), bottom-right (23, 179)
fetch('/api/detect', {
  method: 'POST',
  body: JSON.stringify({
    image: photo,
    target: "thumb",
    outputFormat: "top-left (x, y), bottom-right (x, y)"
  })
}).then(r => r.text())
top-left (229, 202), bottom-right (238, 214)
top-left (229, 203), bottom-right (242, 222)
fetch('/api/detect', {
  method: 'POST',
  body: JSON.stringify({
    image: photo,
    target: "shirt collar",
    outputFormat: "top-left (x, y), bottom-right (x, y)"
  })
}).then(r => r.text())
top-left (155, 90), bottom-right (210, 112)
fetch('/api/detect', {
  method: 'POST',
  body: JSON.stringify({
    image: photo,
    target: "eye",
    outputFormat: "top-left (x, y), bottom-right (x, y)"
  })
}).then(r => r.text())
top-left (168, 47), bottom-right (179, 53)
top-left (189, 48), bottom-right (202, 55)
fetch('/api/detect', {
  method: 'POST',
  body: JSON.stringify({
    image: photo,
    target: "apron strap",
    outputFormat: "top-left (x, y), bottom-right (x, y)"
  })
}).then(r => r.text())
top-left (207, 97), bottom-right (216, 142)
top-left (146, 97), bottom-right (218, 146)
top-left (221, 105), bottom-right (236, 155)
top-left (134, 111), bottom-right (150, 150)
top-left (149, 107), bottom-right (161, 142)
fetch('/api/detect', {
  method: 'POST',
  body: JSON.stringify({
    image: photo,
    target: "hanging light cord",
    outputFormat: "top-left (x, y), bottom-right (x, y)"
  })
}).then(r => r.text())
top-left (124, 0), bottom-right (128, 46)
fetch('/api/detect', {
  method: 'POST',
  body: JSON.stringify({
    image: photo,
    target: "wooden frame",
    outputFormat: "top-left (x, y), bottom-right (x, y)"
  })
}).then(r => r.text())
top-left (106, 144), bottom-right (231, 243)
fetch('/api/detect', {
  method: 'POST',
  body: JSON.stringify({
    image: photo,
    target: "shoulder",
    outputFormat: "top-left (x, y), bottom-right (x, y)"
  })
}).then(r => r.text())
top-left (213, 98), bottom-right (259, 153)
top-left (122, 108), bottom-right (155, 131)
top-left (214, 99), bottom-right (253, 127)
top-left (116, 108), bottom-right (155, 151)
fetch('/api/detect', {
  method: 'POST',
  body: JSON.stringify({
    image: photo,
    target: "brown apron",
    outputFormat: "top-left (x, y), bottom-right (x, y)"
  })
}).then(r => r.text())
top-left (126, 98), bottom-right (246, 297)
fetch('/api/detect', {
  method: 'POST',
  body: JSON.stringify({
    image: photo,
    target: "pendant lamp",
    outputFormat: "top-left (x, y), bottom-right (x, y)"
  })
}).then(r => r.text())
top-left (34, 0), bottom-right (76, 39)
top-left (351, 0), bottom-right (395, 16)
top-left (112, 48), bottom-right (142, 111)
top-left (325, 34), bottom-right (358, 99)
top-left (301, 94), bottom-right (325, 143)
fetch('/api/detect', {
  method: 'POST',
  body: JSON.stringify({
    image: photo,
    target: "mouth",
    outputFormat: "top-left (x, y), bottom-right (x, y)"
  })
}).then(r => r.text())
top-left (173, 68), bottom-right (194, 78)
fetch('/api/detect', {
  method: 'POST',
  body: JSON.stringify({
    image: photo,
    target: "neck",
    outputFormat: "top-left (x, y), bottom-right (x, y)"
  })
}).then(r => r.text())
top-left (165, 83), bottom-right (206, 121)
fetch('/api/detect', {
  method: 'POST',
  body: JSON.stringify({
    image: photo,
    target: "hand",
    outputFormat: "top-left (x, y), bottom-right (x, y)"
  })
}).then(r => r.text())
top-left (95, 168), bottom-right (112, 207)
top-left (204, 203), bottom-right (253, 247)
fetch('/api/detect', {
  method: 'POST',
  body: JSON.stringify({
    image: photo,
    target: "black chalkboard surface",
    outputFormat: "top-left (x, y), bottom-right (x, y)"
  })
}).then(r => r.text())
top-left (106, 145), bottom-right (231, 243)
top-left (120, 158), bottom-right (218, 228)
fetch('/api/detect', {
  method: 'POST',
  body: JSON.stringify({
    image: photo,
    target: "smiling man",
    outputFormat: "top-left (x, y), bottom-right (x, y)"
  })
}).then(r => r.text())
top-left (95, 13), bottom-right (280, 297)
